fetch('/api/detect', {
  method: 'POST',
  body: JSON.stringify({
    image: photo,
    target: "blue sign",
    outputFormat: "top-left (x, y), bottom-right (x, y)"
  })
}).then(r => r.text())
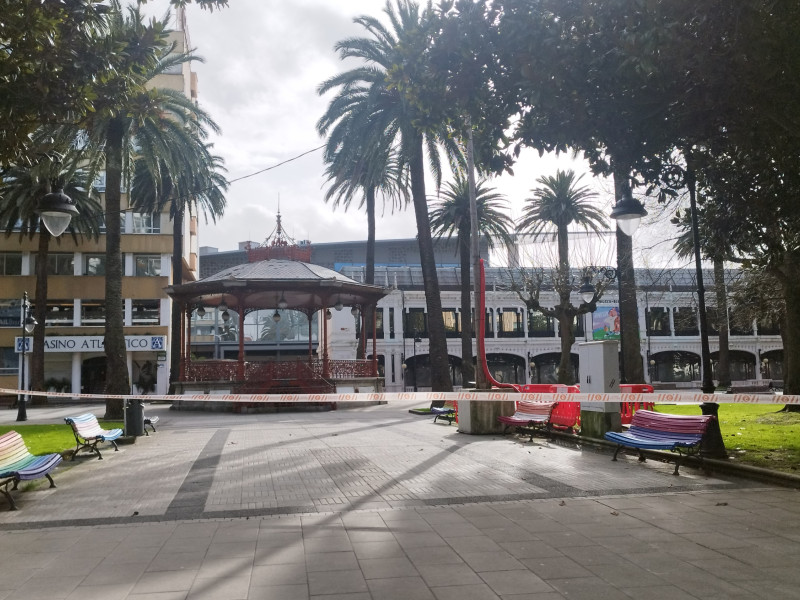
top-left (15, 338), bottom-right (31, 352)
top-left (151, 336), bottom-right (165, 350)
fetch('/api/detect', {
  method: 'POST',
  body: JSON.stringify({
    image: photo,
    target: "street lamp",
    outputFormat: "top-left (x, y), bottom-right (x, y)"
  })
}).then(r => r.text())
top-left (16, 292), bottom-right (37, 422)
top-left (36, 187), bottom-right (79, 237)
top-left (610, 190), bottom-right (648, 237)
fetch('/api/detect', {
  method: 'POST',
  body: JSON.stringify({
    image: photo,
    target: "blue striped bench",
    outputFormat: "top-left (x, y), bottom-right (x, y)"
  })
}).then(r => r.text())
top-left (604, 410), bottom-right (714, 475)
top-left (65, 413), bottom-right (123, 460)
top-left (0, 430), bottom-right (62, 511)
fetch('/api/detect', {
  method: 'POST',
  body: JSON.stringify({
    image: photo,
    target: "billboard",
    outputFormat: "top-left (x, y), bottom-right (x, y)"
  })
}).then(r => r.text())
top-left (592, 305), bottom-right (620, 340)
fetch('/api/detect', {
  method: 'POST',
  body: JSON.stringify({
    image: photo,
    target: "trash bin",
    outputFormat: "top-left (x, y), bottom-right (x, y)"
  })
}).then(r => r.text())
top-left (125, 399), bottom-right (145, 436)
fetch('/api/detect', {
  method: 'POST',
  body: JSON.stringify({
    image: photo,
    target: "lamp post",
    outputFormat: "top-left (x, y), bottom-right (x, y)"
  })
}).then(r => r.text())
top-left (610, 187), bottom-right (647, 384)
top-left (16, 292), bottom-right (37, 422)
top-left (36, 187), bottom-right (79, 237)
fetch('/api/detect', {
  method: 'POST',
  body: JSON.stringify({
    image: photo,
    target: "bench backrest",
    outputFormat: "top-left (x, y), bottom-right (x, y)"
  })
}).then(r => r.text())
top-left (630, 410), bottom-right (713, 435)
top-left (66, 413), bottom-right (106, 438)
top-left (514, 400), bottom-right (555, 417)
top-left (0, 431), bottom-right (32, 469)
top-left (550, 402), bottom-right (581, 429)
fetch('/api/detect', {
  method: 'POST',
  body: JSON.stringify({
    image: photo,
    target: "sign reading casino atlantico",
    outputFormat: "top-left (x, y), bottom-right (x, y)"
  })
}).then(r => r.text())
top-left (14, 335), bottom-right (166, 353)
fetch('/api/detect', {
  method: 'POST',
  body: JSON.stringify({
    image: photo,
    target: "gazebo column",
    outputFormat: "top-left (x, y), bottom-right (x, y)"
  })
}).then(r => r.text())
top-left (237, 299), bottom-right (246, 380)
top-left (307, 310), bottom-right (313, 361)
top-left (323, 308), bottom-right (330, 379)
top-left (184, 303), bottom-right (192, 380)
top-left (372, 302), bottom-right (378, 377)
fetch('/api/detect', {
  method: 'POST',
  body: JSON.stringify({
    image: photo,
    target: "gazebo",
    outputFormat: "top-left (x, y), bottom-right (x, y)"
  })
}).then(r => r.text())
top-left (165, 257), bottom-right (390, 396)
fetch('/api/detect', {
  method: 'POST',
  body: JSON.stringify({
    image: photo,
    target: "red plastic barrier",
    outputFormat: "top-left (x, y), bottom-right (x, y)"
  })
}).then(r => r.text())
top-left (620, 384), bottom-right (654, 393)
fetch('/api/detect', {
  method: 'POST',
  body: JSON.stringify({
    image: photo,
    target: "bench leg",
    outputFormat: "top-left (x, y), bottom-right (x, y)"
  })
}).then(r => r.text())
top-left (46, 474), bottom-right (57, 488)
top-left (612, 445), bottom-right (623, 461)
top-left (0, 488), bottom-right (18, 511)
top-left (637, 450), bottom-right (647, 463)
top-left (111, 440), bottom-right (119, 452)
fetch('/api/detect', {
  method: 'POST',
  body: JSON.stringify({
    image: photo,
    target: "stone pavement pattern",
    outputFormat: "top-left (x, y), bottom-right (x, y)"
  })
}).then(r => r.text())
top-left (0, 400), bottom-right (798, 599)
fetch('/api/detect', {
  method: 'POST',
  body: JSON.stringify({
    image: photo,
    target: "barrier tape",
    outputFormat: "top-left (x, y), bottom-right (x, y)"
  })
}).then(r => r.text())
top-left (1, 388), bottom-right (796, 405)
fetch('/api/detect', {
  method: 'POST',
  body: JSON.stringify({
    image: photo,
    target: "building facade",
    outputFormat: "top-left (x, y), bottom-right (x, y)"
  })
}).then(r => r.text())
top-left (0, 21), bottom-right (199, 400)
top-left (197, 238), bottom-right (784, 393)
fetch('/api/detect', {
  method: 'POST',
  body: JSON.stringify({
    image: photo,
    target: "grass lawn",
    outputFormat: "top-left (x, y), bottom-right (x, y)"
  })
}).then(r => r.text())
top-left (656, 404), bottom-right (800, 474)
top-left (0, 422), bottom-right (124, 456)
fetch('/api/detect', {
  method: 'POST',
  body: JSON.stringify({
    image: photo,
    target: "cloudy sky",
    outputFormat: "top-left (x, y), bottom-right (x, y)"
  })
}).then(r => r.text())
top-left (143, 0), bottom-right (682, 268)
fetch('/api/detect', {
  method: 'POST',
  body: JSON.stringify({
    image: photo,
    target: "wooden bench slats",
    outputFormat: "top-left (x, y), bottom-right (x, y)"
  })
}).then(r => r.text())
top-left (0, 431), bottom-right (62, 511)
top-left (604, 409), bottom-right (714, 475)
top-left (65, 413), bottom-right (123, 460)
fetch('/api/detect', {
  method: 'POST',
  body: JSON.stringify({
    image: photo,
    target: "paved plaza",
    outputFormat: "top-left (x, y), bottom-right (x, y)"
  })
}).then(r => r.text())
top-left (1, 399), bottom-right (799, 599)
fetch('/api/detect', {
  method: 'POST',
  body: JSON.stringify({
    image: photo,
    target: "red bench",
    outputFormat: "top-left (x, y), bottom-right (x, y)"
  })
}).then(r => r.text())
top-left (498, 400), bottom-right (556, 440)
top-left (604, 410), bottom-right (714, 475)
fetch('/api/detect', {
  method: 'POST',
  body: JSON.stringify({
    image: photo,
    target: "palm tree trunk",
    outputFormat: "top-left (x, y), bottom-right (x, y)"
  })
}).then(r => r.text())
top-left (104, 116), bottom-right (130, 419)
top-left (358, 187), bottom-right (377, 361)
top-left (409, 133), bottom-right (452, 392)
top-left (30, 227), bottom-right (51, 402)
top-left (555, 222), bottom-right (574, 385)
top-left (613, 170), bottom-right (644, 383)
top-left (557, 312), bottom-right (575, 385)
top-left (458, 223), bottom-right (475, 386)
top-left (169, 204), bottom-right (184, 393)
top-left (713, 258), bottom-right (731, 388)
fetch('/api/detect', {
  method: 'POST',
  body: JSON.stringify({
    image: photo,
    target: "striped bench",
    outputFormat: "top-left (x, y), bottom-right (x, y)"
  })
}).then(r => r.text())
top-left (65, 413), bottom-right (123, 460)
top-left (431, 400), bottom-right (457, 424)
top-left (144, 414), bottom-right (159, 435)
top-left (0, 430), bottom-right (62, 511)
top-left (604, 410), bottom-right (714, 475)
top-left (497, 401), bottom-right (556, 440)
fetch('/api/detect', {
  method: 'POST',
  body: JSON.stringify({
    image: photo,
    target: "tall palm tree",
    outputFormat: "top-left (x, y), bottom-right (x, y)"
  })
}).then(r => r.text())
top-left (430, 172), bottom-right (514, 385)
top-left (0, 143), bottom-right (103, 402)
top-left (131, 144), bottom-right (228, 393)
top-left (318, 102), bottom-right (407, 358)
top-left (318, 0), bottom-right (463, 392)
top-left (83, 3), bottom-right (224, 417)
top-left (517, 170), bottom-right (608, 384)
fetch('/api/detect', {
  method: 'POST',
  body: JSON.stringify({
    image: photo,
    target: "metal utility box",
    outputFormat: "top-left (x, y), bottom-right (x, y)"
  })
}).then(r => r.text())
top-left (578, 340), bottom-right (622, 437)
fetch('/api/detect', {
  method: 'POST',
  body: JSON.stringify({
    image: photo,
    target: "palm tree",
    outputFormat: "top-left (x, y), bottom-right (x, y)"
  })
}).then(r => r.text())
top-left (318, 0), bottom-right (463, 392)
top-left (429, 172), bottom-right (513, 386)
top-left (318, 101), bottom-right (407, 358)
top-left (517, 170), bottom-right (608, 384)
top-left (83, 3), bottom-right (224, 417)
top-left (131, 144), bottom-right (228, 393)
top-left (0, 144), bottom-right (103, 401)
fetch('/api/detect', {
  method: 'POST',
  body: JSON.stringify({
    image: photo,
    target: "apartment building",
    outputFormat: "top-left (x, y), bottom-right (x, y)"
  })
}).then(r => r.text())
top-left (0, 17), bottom-right (199, 399)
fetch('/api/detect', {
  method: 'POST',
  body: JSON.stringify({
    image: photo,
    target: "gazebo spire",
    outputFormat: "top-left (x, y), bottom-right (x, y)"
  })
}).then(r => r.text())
top-left (245, 206), bottom-right (312, 262)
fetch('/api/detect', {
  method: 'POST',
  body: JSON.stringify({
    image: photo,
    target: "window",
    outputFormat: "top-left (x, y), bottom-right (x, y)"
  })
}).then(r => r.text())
top-left (0, 347), bottom-right (16, 374)
top-left (389, 307), bottom-right (395, 339)
top-left (42, 301), bottom-right (74, 327)
top-left (0, 253), bottom-right (22, 275)
top-left (81, 300), bottom-right (106, 325)
top-left (134, 254), bottom-right (161, 277)
top-left (757, 315), bottom-right (781, 336)
top-left (84, 254), bottom-right (106, 276)
top-left (0, 300), bottom-right (19, 328)
top-left (98, 213), bottom-right (125, 234)
top-left (498, 308), bottom-right (524, 338)
top-left (729, 306), bottom-right (753, 336)
top-left (646, 307), bottom-right (671, 336)
top-left (442, 309), bottom-right (460, 338)
top-left (404, 309), bottom-right (427, 338)
top-left (131, 212), bottom-right (160, 234)
top-left (706, 307), bottom-right (720, 335)
top-left (528, 310), bottom-right (555, 337)
top-left (364, 307), bottom-right (385, 339)
top-left (673, 307), bottom-right (698, 336)
top-left (31, 253), bottom-right (73, 275)
top-left (132, 300), bottom-right (160, 325)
